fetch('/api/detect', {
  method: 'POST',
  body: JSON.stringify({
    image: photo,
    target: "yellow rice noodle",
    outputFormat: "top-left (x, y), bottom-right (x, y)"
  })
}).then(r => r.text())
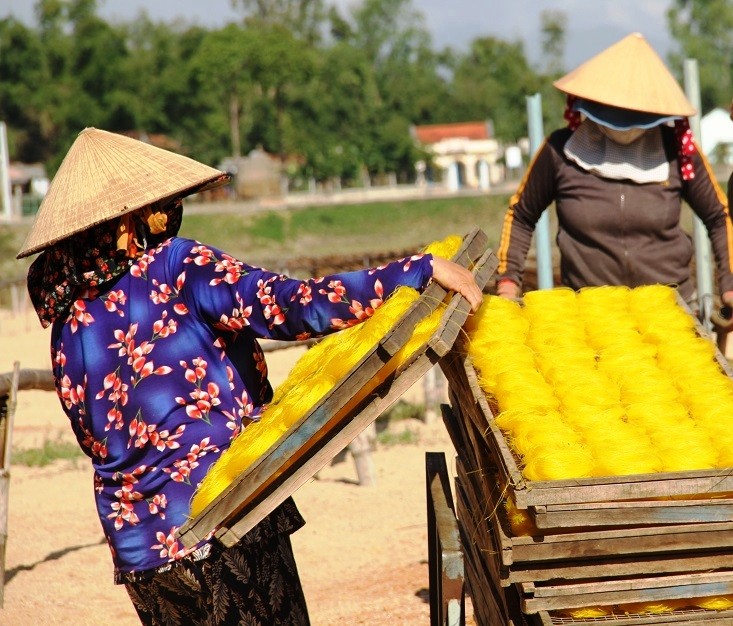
top-left (503, 490), bottom-right (538, 536)
top-left (557, 606), bottom-right (613, 619)
top-left (693, 596), bottom-right (733, 610)
top-left (190, 234), bottom-right (464, 516)
top-left (465, 285), bottom-right (733, 485)
top-left (565, 594), bottom-right (733, 618)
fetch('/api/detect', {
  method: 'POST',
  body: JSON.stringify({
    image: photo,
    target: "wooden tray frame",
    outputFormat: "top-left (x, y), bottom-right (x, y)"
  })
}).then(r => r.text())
top-left (519, 571), bottom-right (733, 615)
top-left (535, 610), bottom-right (733, 626)
top-left (177, 227), bottom-right (498, 548)
top-left (440, 344), bottom-right (733, 521)
top-left (455, 459), bottom-right (733, 625)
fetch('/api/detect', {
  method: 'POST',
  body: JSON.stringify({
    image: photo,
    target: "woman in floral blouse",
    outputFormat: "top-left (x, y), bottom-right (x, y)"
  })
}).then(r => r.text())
top-left (18, 128), bottom-right (482, 625)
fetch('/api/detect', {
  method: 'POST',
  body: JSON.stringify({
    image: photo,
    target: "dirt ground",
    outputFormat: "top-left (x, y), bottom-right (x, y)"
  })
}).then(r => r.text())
top-left (0, 309), bottom-right (475, 625)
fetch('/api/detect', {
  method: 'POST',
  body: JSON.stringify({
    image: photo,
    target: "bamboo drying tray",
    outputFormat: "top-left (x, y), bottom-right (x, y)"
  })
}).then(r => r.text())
top-left (177, 227), bottom-right (498, 549)
top-left (441, 340), bottom-right (733, 526)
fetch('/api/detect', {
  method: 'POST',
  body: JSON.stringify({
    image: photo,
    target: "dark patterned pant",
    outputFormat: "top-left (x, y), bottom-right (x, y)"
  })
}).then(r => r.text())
top-left (125, 532), bottom-right (310, 626)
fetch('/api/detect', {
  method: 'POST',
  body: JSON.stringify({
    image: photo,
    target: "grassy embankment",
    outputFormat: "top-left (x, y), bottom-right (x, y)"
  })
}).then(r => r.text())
top-left (1, 192), bottom-right (512, 284)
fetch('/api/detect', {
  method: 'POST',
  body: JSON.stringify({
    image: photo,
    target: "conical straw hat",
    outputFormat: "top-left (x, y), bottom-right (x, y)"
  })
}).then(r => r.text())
top-left (17, 127), bottom-right (229, 258)
top-left (553, 32), bottom-right (695, 117)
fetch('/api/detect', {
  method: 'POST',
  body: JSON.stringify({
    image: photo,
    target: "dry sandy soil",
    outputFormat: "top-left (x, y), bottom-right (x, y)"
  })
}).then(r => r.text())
top-left (0, 309), bottom-right (475, 625)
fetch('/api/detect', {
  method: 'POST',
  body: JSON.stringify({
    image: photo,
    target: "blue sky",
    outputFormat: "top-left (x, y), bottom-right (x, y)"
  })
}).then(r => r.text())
top-left (2, 0), bottom-right (675, 71)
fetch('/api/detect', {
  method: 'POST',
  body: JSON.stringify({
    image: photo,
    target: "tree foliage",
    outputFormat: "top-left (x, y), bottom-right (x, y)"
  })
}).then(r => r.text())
top-left (667, 0), bottom-right (733, 112)
top-left (3, 0), bottom-right (569, 185)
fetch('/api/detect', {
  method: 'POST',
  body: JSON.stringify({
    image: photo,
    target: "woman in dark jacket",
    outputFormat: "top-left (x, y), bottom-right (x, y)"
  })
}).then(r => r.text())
top-left (496, 32), bottom-right (733, 309)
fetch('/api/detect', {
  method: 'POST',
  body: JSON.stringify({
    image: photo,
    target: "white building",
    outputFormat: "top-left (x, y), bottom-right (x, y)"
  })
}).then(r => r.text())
top-left (411, 121), bottom-right (502, 191)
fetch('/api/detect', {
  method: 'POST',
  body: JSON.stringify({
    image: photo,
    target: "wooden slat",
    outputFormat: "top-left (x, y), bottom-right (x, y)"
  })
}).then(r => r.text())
top-left (504, 521), bottom-right (733, 564)
top-left (177, 228), bottom-right (495, 548)
top-left (483, 464), bottom-right (733, 566)
top-left (459, 460), bottom-right (733, 586)
top-left (512, 473), bottom-right (733, 509)
top-left (456, 462), bottom-right (501, 578)
top-left (456, 479), bottom-right (509, 626)
top-left (0, 368), bottom-right (55, 396)
top-left (484, 478), bottom-right (733, 585)
top-left (532, 498), bottom-right (733, 530)
top-left (426, 452), bottom-right (465, 626)
top-left (0, 362), bottom-right (20, 609)
top-left (537, 608), bottom-right (733, 625)
top-left (217, 348), bottom-right (441, 545)
top-left (520, 571), bottom-right (733, 614)
top-left (504, 550), bottom-right (733, 585)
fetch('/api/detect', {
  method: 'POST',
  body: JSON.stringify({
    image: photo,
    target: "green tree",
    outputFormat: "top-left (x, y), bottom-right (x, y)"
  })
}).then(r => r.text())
top-left (293, 42), bottom-right (382, 182)
top-left (70, 17), bottom-right (134, 130)
top-left (450, 37), bottom-right (541, 142)
top-left (0, 18), bottom-right (49, 161)
top-left (123, 16), bottom-right (216, 160)
top-left (537, 10), bottom-right (569, 131)
top-left (192, 23), bottom-right (313, 163)
top-left (192, 25), bottom-right (259, 158)
top-left (231, 0), bottom-right (326, 44)
top-left (331, 0), bottom-right (437, 179)
top-left (540, 9), bottom-right (566, 77)
top-left (667, 0), bottom-right (733, 111)
top-left (243, 23), bottom-right (315, 161)
top-left (347, 0), bottom-right (427, 69)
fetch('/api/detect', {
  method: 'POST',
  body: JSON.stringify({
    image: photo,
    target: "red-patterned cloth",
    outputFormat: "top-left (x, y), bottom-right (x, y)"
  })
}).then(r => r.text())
top-left (563, 95), bottom-right (582, 131)
top-left (674, 117), bottom-right (697, 181)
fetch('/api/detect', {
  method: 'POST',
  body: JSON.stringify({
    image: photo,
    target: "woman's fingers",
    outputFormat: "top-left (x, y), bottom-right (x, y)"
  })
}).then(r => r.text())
top-left (431, 256), bottom-right (484, 312)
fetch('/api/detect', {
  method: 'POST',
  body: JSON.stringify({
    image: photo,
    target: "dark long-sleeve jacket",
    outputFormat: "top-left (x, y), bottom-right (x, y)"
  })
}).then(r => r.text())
top-left (497, 126), bottom-right (733, 300)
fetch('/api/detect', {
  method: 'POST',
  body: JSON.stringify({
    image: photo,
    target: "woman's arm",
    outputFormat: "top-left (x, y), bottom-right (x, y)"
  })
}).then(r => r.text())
top-left (496, 136), bottom-right (560, 295)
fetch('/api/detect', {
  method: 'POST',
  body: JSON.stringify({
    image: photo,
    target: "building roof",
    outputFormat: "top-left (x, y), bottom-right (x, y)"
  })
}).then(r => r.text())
top-left (412, 121), bottom-right (492, 144)
top-left (8, 162), bottom-right (47, 186)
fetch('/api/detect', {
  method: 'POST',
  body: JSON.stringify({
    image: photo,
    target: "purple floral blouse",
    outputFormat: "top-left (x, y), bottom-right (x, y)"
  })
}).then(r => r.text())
top-left (49, 236), bottom-right (434, 580)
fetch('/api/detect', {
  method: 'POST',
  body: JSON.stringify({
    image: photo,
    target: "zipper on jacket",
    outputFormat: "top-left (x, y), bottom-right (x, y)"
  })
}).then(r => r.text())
top-left (620, 188), bottom-right (632, 283)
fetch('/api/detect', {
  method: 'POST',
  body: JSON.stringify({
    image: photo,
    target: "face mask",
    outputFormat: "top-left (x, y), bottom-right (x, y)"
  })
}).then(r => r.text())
top-left (598, 125), bottom-right (647, 145)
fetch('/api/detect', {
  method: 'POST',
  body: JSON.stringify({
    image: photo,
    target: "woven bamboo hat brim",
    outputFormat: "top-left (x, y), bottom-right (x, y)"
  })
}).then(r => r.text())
top-left (17, 127), bottom-right (230, 258)
top-left (553, 32), bottom-right (695, 117)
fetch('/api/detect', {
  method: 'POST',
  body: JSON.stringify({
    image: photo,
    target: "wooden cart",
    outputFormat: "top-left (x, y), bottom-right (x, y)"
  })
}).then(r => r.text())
top-left (439, 318), bottom-right (733, 626)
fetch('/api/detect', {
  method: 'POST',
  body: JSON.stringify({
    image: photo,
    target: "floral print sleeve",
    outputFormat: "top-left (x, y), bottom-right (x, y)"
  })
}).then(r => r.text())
top-left (170, 238), bottom-right (435, 341)
top-left (49, 235), bottom-right (435, 581)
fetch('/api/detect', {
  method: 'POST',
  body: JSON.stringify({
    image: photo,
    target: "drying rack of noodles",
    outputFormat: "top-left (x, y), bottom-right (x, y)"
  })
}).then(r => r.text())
top-left (438, 285), bottom-right (733, 626)
top-left (176, 227), bottom-right (497, 549)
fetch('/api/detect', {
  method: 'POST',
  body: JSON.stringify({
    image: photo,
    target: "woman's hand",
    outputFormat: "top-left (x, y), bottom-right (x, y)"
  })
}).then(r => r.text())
top-left (496, 278), bottom-right (521, 300)
top-left (431, 256), bottom-right (484, 312)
